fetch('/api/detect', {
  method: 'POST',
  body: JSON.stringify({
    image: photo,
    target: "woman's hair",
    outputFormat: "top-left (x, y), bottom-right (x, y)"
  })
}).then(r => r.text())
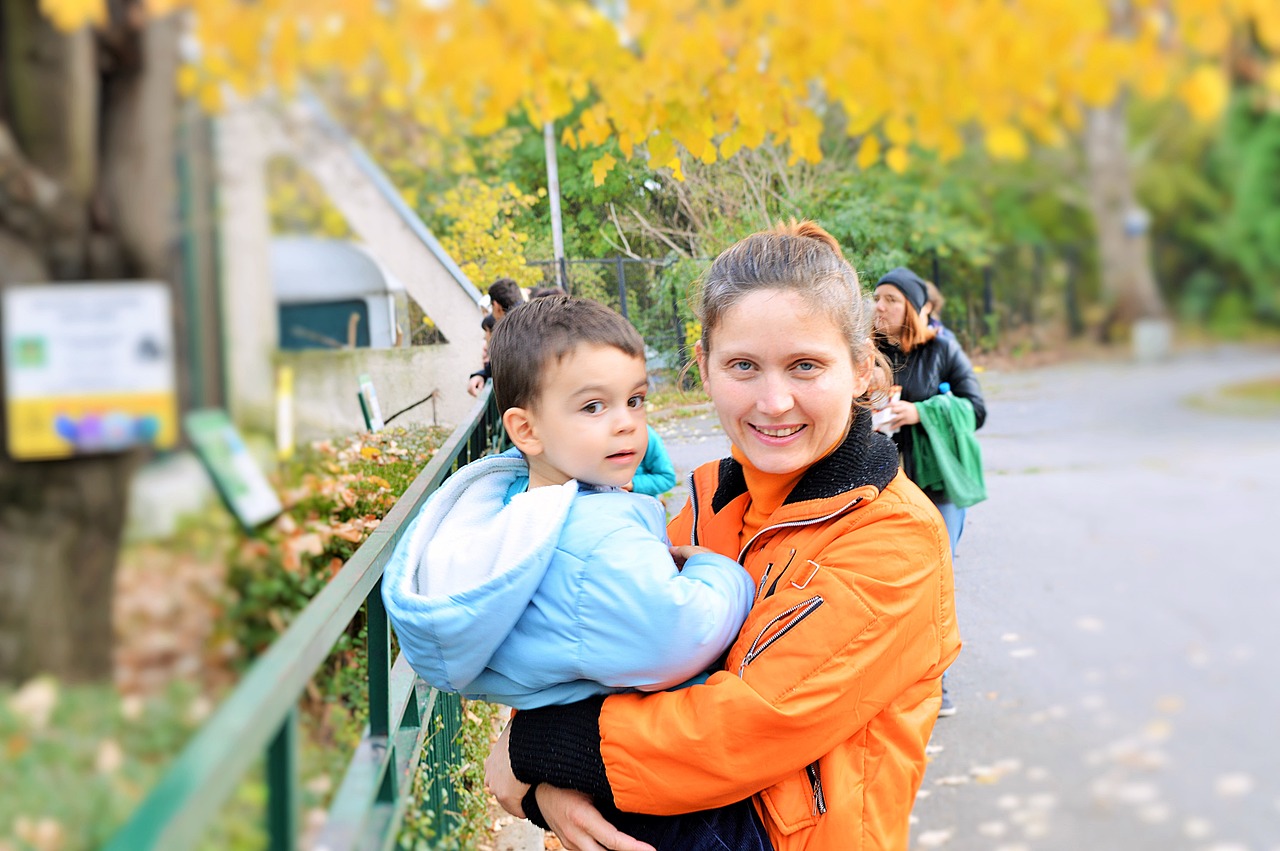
top-left (695, 220), bottom-right (890, 402)
top-left (923, 279), bottom-right (945, 316)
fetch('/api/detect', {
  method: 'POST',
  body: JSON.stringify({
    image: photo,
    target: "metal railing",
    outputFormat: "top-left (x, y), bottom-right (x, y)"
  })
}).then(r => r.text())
top-left (106, 387), bottom-right (509, 851)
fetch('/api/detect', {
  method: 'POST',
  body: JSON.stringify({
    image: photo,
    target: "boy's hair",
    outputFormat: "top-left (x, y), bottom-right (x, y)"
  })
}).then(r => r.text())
top-left (530, 285), bottom-right (568, 299)
top-left (488, 295), bottom-right (644, 413)
top-left (481, 313), bottom-right (496, 332)
top-left (488, 277), bottom-right (524, 312)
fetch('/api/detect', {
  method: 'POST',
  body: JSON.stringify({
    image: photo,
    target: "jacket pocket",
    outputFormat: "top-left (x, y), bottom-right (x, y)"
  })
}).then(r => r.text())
top-left (736, 595), bottom-right (824, 677)
top-left (758, 762), bottom-right (824, 835)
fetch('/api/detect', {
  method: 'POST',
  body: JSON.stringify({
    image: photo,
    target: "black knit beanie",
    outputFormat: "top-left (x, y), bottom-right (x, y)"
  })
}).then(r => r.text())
top-left (875, 267), bottom-right (928, 314)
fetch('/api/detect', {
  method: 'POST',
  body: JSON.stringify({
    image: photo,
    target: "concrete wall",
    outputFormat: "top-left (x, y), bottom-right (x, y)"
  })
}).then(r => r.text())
top-left (214, 97), bottom-right (485, 434)
top-left (279, 345), bottom-right (479, 443)
top-left (215, 104), bottom-right (281, 431)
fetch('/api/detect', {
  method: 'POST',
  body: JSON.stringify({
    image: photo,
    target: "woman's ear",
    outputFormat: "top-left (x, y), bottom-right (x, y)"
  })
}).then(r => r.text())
top-left (852, 352), bottom-right (874, 398)
top-left (694, 339), bottom-right (708, 387)
top-left (502, 408), bottom-right (542, 457)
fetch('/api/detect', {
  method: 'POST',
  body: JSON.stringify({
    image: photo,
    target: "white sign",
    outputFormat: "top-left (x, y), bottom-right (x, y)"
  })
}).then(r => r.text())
top-left (3, 282), bottom-right (178, 459)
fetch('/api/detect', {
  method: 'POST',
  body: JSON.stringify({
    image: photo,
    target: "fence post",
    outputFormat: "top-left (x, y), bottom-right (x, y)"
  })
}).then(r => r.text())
top-left (616, 256), bottom-right (629, 319)
top-left (1065, 248), bottom-right (1084, 338)
top-left (982, 266), bottom-right (995, 342)
top-left (267, 709), bottom-right (299, 851)
top-left (1029, 245), bottom-right (1043, 326)
top-left (368, 578), bottom-right (391, 743)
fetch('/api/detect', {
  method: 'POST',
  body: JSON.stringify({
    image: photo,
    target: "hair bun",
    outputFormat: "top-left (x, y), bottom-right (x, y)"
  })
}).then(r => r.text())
top-left (771, 218), bottom-right (845, 259)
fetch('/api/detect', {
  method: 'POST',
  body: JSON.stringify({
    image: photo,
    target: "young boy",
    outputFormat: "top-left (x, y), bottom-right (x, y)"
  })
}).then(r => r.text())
top-left (382, 296), bottom-right (753, 710)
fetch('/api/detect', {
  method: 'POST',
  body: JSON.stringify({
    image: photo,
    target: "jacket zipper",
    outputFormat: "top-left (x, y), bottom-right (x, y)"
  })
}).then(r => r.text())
top-left (755, 562), bottom-right (774, 600)
top-left (735, 496), bottom-right (866, 562)
top-left (806, 761), bottom-right (827, 815)
top-left (763, 549), bottom-right (798, 599)
top-left (689, 471), bottom-right (701, 546)
top-left (737, 595), bottom-right (824, 676)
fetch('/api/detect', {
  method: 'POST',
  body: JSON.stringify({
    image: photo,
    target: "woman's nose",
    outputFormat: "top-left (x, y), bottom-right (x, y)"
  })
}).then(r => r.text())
top-left (756, 376), bottom-right (793, 416)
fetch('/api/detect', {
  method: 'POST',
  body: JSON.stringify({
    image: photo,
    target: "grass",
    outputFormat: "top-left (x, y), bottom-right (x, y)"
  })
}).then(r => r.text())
top-left (647, 380), bottom-right (712, 424)
top-left (1220, 376), bottom-right (1280, 404)
top-left (1187, 375), bottom-right (1280, 417)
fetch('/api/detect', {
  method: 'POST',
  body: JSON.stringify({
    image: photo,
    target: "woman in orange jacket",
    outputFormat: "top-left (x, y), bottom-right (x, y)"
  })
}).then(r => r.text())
top-left (486, 221), bottom-right (961, 851)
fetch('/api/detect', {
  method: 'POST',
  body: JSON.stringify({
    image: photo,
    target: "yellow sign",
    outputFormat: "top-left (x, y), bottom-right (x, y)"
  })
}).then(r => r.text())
top-left (3, 282), bottom-right (178, 460)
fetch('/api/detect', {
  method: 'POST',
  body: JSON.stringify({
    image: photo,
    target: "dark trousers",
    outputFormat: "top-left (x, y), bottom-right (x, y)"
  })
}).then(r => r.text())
top-left (607, 798), bottom-right (773, 851)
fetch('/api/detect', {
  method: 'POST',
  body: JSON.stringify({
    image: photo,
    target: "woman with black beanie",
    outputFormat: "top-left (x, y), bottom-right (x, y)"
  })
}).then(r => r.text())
top-left (873, 266), bottom-right (986, 717)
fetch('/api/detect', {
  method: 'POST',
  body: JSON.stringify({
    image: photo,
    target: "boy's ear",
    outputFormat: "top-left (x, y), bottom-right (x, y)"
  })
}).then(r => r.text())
top-left (502, 407), bottom-right (542, 456)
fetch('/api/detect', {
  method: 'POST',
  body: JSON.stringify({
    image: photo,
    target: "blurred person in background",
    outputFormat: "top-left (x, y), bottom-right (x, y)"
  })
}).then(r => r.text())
top-left (468, 278), bottom-right (527, 396)
top-left (872, 266), bottom-right (986, 718)
top-left (626, 426), bottom-right (677, 496)
top-left (922, 279), bottom-right (951, 338)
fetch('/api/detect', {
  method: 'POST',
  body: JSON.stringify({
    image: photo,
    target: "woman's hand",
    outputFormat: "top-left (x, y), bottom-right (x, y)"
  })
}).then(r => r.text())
top-left (884, 399), bottom-right (920, 429)
top-left (669, 544), bottom-right (716, 569)
top-left (535, 786), bottom-right (656, 851)
top-left (484, 722), bottom-right (530, 818)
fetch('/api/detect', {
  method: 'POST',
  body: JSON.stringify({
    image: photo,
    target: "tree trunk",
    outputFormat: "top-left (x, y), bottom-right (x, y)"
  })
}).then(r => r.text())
top-left (0, 0), bottom-right (179, 684)
top-left (1083, 98), bottom-right (1168, 334)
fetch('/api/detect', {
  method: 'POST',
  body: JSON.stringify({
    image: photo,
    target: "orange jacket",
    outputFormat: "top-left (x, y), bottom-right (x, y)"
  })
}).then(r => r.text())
top-left (597, 422), bottom-right (961, 850)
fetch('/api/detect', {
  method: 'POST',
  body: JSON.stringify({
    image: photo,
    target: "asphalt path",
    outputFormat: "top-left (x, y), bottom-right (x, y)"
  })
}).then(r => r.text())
top-left (652, 345), bottom-right (1280, 851)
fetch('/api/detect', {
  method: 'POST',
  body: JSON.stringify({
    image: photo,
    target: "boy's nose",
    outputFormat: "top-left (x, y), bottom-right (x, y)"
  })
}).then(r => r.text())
top-left (613, 411), bottom-right (638, 433)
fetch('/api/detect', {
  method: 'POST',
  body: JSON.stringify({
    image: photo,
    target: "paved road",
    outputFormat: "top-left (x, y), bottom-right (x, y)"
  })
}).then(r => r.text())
top-left (652, 345), bottom-right (1280, 851)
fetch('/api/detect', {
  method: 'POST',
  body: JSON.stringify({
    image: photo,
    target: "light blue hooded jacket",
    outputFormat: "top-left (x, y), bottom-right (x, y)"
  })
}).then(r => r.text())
top-left (381, 449), bottom-right (754, 709)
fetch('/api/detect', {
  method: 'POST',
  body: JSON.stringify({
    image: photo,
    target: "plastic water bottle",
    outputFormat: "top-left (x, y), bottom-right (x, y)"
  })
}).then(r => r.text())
top-left (937, 382), bottom-right (952, 414)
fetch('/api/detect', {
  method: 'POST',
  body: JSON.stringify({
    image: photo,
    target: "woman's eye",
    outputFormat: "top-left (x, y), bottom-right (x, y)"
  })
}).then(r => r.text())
top-left (627, 395), bottom-right (645, 408)
top-left (582, 401), bottom-right (604, 415)
top-left (795, 361), bottom-right (817, 372)
top-left (731, 360), bottom-right (753, 371)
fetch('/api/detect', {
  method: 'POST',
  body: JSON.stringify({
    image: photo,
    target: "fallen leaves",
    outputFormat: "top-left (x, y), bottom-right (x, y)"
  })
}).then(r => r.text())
top-left (7, 677), bottom-right (59, 731)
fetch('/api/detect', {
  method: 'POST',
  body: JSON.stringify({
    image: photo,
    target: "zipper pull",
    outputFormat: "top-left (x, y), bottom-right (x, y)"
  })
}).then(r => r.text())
top-left (807, 761), bottom-right (827, 815)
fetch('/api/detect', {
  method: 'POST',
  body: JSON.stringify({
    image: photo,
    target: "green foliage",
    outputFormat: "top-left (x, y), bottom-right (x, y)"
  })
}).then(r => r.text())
top-left (221, 427), bottom-right (449, 736)
top-left (398, 700), bottom-right (503, 851)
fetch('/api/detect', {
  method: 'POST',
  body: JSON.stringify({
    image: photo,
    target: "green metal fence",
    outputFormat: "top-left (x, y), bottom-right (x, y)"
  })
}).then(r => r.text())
top-left (106, 387), bottom-right (509, 851)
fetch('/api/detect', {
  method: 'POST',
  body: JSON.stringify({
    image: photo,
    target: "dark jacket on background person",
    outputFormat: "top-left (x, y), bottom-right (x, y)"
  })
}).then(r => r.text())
top-left (882, 332), bottom-right (986, 487)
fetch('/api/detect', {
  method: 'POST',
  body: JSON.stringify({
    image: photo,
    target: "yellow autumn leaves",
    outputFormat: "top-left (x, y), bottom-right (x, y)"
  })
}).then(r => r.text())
top-left (431, 180), bottom-right (542, 288)
top-left (39, 0), bottom-right (1280, 183)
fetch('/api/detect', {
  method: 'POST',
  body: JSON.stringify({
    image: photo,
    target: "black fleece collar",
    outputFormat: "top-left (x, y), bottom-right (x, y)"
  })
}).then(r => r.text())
top-left (710, 407), bottom-right (900, 513)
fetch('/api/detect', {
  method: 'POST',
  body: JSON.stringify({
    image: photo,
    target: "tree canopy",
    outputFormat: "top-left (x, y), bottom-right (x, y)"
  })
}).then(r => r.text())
top-left (41, 0), bottom-right (1280, 181)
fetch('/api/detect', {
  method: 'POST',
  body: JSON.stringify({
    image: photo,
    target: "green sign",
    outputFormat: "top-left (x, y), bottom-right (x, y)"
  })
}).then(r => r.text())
top-left (185, 409), bottom-right (282, 530)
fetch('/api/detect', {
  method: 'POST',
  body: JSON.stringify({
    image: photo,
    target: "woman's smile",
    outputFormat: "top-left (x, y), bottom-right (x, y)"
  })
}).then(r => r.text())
top-left (750, 424), bottom-right (806, 441)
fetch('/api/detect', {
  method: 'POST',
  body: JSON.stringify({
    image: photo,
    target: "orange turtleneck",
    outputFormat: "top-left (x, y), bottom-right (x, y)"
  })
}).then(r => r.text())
top-left (733, 431), bottom-right (848, 552)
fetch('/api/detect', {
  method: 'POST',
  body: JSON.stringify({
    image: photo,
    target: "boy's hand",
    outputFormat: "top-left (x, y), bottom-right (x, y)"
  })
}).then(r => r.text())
top-left (467, 375), bottom-right (485, 396)
top-left (669, 544), bottom-right (717, 569)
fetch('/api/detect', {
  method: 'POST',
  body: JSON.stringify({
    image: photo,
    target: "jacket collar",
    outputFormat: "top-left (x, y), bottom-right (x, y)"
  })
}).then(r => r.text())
top-left (709, 407), bottom-right (899, 514)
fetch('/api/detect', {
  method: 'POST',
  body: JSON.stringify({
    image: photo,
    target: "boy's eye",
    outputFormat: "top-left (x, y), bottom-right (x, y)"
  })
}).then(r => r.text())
top-left (581, 401), bottom-right (604, 415)
top-left (627, 394), bottom-right (645, 409)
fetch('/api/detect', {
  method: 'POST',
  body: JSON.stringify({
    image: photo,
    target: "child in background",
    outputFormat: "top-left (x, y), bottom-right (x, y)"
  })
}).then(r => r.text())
top-left (382, 296), bottom-right (753, 710)
top-left (628, 425), bottom-right (677, 496)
